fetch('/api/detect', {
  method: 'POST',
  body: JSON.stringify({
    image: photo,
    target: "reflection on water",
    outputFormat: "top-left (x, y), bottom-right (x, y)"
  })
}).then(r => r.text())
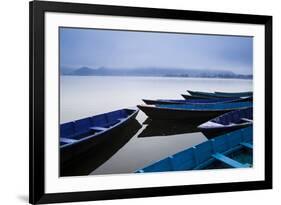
top-left (60, 76), bottom-right (252, 176)
top-left (90, 118), bottom-right (206, 175)
top-left (139, 119), bottom-right (201, 138)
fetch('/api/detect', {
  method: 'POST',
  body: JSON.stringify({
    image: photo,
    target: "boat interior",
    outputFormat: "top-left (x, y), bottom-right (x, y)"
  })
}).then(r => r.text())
top-left (60, 109), bottom-right (135, 146)
top-left (213, 108), bottom-right (253, 125)
top-left (136, 126), bottom-right (253, 173)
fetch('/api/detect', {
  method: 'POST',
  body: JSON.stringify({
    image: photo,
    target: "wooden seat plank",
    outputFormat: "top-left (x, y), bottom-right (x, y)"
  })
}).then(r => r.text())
top-left (212, 153), bottom-right (250, 168)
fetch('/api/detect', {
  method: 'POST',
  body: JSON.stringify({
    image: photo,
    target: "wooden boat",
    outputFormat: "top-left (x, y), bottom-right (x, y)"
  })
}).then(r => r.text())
top-left (182, 93), bottom-right (213, 100)
top-left (187, 90), bottom-right (252, 99)
top-left (60, 108), bottom-right (139, 163)
top-left (215, 91), bottom-right (253, 97)
top-left (198, 107), bottom-right (253, 137)
top-left (61, 119), bottom-right (142, 176)
top-left (136, 126), bottom-right (253, 173)
top-left (137, 102), bottom-right (252, 121)
top-left (187, 90), bottom-right (226, 98)
top-left (143, 96), bottom-right (252, 105)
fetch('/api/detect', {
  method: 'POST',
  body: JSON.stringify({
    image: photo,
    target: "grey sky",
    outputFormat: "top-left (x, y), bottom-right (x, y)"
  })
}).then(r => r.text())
top-left (60, 28), bottom-right (253, 75)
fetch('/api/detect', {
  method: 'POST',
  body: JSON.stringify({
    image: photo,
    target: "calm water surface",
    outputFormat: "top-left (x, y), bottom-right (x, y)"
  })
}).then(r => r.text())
top-left (60, 76), bottom-right (252, 175)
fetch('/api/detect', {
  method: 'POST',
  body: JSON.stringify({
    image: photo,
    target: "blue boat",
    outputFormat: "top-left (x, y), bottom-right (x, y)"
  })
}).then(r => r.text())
top-left (137, 102), bottom-right (252, 121)
top-left (215, 91), bottom-right (253, 98)
top-left (187, 90), bottom-right (253, 99)
top-left (198, 107), bottom-right (253, 137)
top-left (136, 126), bottom-right (253, 173)
top-left (143, 96), bottom-right (252, 105)
top-left (60, 108), bottom-right (139, 163)
top-left (182, 93), bottom-right (214, 100)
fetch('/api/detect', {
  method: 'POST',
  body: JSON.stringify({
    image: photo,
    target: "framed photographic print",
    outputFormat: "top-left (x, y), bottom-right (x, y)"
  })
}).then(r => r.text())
top-left (29, 0), bottom-right (272, 204)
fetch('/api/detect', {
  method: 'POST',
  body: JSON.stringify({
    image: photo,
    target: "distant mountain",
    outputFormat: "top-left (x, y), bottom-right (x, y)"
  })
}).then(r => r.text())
top-left (62, 66), bottom-right (252, 79)
top-left (60, 66), bottom-right (76, 75)
top-left (72, 67), bottom-right (96, 75)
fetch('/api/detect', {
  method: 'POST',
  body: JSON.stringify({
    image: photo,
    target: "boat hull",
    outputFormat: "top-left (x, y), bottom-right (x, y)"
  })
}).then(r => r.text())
top-left (198, 107), bottom-right (253, 138)
top-left (182, 94), bottom-right (212, 100)
top-left (187, 90), bottom-right (253, 99)
top-left (61, 119), bottom-right (142, 176)
top-left (138, 105), bottom-right (238, 121)
top-left (200, 123), bottom-right (251, 138)
top-left (187, 90), bottom-right (226, 98)
top-left (144, 97), bottom-right (252, 105)
top-left (143, 99), bottom-right (184, 105)
top-left (60, 109), bottom-right (139, 164)
top-left (215, 91), bottom-right (253, 97)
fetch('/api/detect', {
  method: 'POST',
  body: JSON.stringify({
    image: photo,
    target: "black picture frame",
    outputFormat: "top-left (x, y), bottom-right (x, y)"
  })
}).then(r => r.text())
top-left (29, 0), bottom-right (272, 204)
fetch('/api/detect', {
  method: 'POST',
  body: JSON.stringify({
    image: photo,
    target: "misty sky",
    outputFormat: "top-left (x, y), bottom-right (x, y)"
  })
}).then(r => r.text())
top-left (60, 28), bottom-right (253, 75)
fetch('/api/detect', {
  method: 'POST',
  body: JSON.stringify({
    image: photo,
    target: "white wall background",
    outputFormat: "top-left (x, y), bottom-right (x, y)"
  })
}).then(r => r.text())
top-left (0, 0), bottom-right (279, 204)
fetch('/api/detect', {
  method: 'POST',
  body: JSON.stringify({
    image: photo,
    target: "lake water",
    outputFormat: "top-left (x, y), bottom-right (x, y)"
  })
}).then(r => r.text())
top-left (60, 76), bottom-right (252, 176)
